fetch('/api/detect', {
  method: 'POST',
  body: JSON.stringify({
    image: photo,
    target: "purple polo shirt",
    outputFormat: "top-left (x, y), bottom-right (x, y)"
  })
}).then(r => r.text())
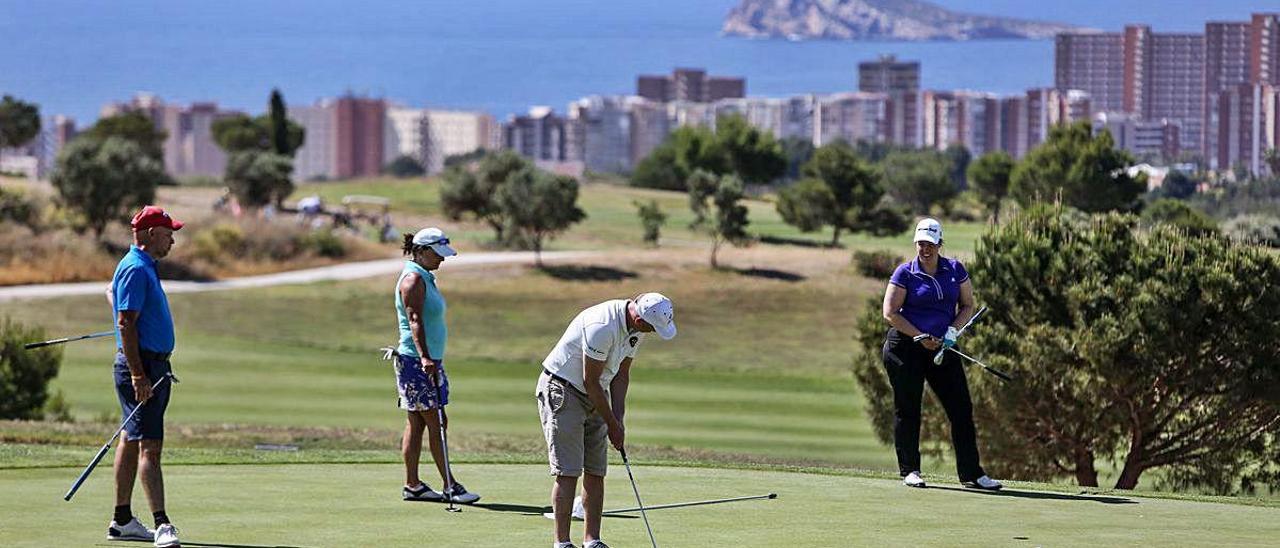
top-left (889, 257), bottom-right (969, 338)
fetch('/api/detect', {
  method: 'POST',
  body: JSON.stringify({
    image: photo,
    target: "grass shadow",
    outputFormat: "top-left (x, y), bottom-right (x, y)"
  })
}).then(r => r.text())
top-left (539, 265), bottom-right (638, 282)
top-left (925, 485), bottom-right (1137, 505)
top-left (730, 267), bottom-right (806, 283)
top-left (757, 235), bottom-right (841, 249)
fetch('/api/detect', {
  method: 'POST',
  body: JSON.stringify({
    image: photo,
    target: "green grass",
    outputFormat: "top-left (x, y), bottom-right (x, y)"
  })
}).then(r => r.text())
top-left (289, 176), bottom-right (985, 255)
top-left (2, 463), bottom-right (1276, 547)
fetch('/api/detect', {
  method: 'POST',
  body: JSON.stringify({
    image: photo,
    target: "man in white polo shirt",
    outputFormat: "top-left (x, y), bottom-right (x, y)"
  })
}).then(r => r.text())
top-left (537, 292), bottom-right (676, 548)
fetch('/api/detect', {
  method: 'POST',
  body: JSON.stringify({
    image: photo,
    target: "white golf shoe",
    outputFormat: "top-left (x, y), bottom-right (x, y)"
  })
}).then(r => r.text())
top-left (107, 517), bottom-right (154, 541)
top-left (444, 482), bottom-right (481, 504)
top-left (153, 523), bottom-right (180, 547)
top-left (553, 542), bottom-right (578, 548)
top-left (903, 471), bottom-right (927, 488)
top-left (584, 541), bottom-right (611, 548)
top-left (572, 495), bottom-right (586, 520)
top-left (402, 482), bottom-right (444, 502)
top-left (963, 475), bottom-right (1003, 491)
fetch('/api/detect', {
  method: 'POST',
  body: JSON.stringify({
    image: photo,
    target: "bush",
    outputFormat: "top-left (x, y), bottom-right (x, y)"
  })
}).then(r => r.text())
top-left (852, 249), bottom-right (904, 279)
top-left (0, 185), bottom-right (38, 228)
top-left (191, 224), bottom-right (247, 264)
top-left (0, 317), bottom-right (64, 420)
top-left (301, 229), bottom-right (346, 258)
top-left (0, 223), bottom-right (116, 285)
top-left (1223, 214), bottom-right (1280, 247)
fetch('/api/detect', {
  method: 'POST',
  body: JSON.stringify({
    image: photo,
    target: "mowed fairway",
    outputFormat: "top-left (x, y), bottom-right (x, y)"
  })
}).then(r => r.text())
top-left (3, 464), bottom-right (1277, 547)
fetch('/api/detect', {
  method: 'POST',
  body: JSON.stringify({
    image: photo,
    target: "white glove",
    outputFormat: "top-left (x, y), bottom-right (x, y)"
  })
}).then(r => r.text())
top-left (943, 326), bottom-right (960, 347)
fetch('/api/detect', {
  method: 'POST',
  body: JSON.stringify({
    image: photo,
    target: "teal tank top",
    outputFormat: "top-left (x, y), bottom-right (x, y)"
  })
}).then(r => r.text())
top-left (395, 261), bottom-right (447, 359)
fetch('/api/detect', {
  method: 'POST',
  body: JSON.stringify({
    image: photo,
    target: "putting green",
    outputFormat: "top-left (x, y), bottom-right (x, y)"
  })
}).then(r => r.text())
top-left (2, 463), bottom-right (1276, 547)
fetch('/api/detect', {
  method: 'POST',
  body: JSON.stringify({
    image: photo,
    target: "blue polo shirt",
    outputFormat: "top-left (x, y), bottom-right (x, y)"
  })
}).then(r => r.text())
top-left (110, 246), bottom-right (175, 353)
top-left (889, 256), bottom-right (969, 338)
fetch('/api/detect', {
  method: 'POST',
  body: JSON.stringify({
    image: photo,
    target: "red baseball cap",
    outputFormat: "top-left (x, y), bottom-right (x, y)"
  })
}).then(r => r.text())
top-left (130, 206), bottom-right (184, 231)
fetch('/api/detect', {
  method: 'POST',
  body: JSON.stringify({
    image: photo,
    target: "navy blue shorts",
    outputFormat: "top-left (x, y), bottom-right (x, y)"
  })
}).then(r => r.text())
top-left (113, 352), bottom-right (173, 441)
top-left (395, 353), bottom-right (450, 411)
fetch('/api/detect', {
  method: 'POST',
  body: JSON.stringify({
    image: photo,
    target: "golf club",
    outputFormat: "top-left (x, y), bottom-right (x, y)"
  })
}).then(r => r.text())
top-left (620, 448), bottom-right (658, 548)
top-left (946, 347), bottom-right (1015, 382)
top-left (542, 492), bottom-right (779, 520)
top-left (433, 370), bottom-right (461, 513)
top-left (25, 330), bottom-right (114, 350)
top-left (64, 372), bottom-right (178, 502)
top-left (934, 306), bottom-right (987, 365)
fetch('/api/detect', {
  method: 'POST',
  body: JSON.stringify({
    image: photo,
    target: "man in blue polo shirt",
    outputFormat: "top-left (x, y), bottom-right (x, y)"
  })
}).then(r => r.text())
top-left (106, 206), bottom-right (183, 548)
top-left (879, 218), bottom-right (1002, 491)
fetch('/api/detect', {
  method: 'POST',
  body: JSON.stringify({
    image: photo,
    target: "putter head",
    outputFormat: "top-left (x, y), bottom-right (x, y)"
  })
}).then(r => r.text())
top-left (446, 506), bottom-right (462, 513)
top-left (165, 372), bottom-right (180, 384)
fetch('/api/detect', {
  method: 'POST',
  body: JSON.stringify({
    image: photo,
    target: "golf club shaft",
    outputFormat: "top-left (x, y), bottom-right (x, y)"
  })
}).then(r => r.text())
top-left (947, 347), bottom-right (1014, 382)
top-left (604, 493), bottom-right (777, 515)
top-left (64, 374), bottom-right (172, 501)
top-left (434, 372), bottom-right (458, 511)
top-left (934, 306), bottom-right (987, 365)
top-left (26, 331), bottom-right (114, 350)
top-left (620, 450), bottom-right (658, 548)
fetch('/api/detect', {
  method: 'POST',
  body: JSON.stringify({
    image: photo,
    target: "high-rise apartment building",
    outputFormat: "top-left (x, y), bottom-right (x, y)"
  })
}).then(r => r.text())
top-left (422, 110), bottom-right (497, 173)
top-left (922, 91), bottom-right (1002, 156)
top-left (1216, 83), bottom-right (1280, 175)
top-left (504, 107), bottom-right (570, 163)
top-left (384, 106), bottom-right (429, 169)
top-left (1056, 33), bottom-right (1125, 112)
top-left (814, 92), bottom-right (890, 146)
top-left (1205, 14), bottom-right (1280, 169)
top-left (637, 68), bottom-right (746, 103)
top-left (858, 55), bottom-right (920, 147)
top-left (100, 93), bottom-right (238, 178)
top-left (288, 101), bottom-right (335, 181)
top-left (334, 96), bottom-right (386, 179)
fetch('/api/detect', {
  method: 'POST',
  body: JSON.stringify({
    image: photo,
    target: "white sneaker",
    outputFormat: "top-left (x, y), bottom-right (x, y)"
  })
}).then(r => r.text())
top-left (571, 495), bottom-right (586, 520)
top-left (554, 542), bottom-right (578, 548)
top-left (444, 482), bottom-right (481, 504)
top-left (963, 475), bottom-right (1003, 491)
top-left (585, 541), bottom-right (611, 548)
top-left (153, 523), bottom-right (180, 548)
top-left (107, 517), bottom-right (154, 541)
top-left (402, 482), bottom-right (444, 501)
top-left (903, 471), bottom-right (927, 488)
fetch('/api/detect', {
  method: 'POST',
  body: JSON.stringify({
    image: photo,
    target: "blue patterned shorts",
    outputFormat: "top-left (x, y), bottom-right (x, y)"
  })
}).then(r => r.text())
top-left (395, 353), bottom-right (450, 411)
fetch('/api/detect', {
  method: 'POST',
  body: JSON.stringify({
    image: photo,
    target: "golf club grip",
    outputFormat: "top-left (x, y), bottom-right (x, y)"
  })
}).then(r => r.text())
top-left (24, 339), bottom-right (66, 349)
top-left (985, 366), bottom-right (1014, 382)
top-left (64, 440), bottom-right (114, 501)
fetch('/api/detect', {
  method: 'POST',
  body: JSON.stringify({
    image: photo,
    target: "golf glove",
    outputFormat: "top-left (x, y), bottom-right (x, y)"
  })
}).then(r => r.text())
top-left (942, 326), bottom-right (960, 349)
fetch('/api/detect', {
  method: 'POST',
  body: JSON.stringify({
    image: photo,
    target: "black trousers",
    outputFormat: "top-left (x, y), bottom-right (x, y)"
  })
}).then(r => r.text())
top-left (881, 328), bottom-right (986, 482)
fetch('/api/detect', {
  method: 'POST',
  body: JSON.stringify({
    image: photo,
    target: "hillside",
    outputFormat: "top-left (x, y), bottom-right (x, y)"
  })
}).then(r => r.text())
top-left (723, 0), bottom-right (1083, 41)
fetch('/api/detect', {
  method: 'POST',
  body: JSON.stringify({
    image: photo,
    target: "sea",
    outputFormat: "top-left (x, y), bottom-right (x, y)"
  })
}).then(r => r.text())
top-left (0, 0), bottom-right (1263, 124)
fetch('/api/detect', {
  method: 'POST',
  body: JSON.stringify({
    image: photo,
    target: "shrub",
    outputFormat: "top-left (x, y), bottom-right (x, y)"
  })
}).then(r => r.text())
top-left (0, 186), bottom-right (38, 228)
top-left (0, 317), bottom-right (64, 420)
top-left (301, 229), bottom-right (346, 258)
top-left (191, 224), bottom-right (247, 263)
top-left (1223, 214), bottom-right (1280, 247)
top-left (852, 249), bottom-right (904, 279)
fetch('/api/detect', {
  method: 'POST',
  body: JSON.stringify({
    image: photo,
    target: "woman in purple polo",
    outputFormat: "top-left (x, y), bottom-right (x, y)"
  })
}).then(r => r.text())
top-left (880, 218), bottom-right (1002, 491)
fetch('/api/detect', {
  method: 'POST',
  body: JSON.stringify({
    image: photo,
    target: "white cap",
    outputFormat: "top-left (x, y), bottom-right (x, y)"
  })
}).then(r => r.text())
top-left (913, 218), bottom-right (943, 245)
top-left (412, 227), bottom-right (457, 257)
top-left (635, 292), bottom-right (677, 340)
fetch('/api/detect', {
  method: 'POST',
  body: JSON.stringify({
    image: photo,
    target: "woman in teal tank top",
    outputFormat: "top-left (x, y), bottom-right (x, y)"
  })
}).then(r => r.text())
top-left (394, 227), bottom-right (479, 504)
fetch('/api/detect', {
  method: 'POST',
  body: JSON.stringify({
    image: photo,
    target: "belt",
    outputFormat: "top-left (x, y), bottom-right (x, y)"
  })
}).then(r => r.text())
top-left (121, 348), bottom-right (172, 361)
top-left (543, 368), bottom-right (588, 396)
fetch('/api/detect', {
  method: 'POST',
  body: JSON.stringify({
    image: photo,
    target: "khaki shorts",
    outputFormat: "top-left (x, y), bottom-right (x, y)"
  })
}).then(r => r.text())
top-left (536, 371), bottom-right (608, 477)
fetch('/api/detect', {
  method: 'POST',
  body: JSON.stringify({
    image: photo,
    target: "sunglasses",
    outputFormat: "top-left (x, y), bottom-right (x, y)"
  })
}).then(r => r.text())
top-left (420, 237), bottom-right (450, 246)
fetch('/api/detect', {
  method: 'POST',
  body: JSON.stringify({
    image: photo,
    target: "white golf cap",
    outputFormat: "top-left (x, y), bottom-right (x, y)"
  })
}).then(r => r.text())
top-left (913, 218), bottom-right (943, 245)
top-left (635, 292), bottom-right (677, 340)
top-left (412, 227), bottom-right (457, 257)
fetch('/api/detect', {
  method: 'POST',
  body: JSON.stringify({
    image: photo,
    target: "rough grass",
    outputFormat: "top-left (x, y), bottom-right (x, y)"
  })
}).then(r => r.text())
top-left (289, 175), bottom-right (986, 256)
